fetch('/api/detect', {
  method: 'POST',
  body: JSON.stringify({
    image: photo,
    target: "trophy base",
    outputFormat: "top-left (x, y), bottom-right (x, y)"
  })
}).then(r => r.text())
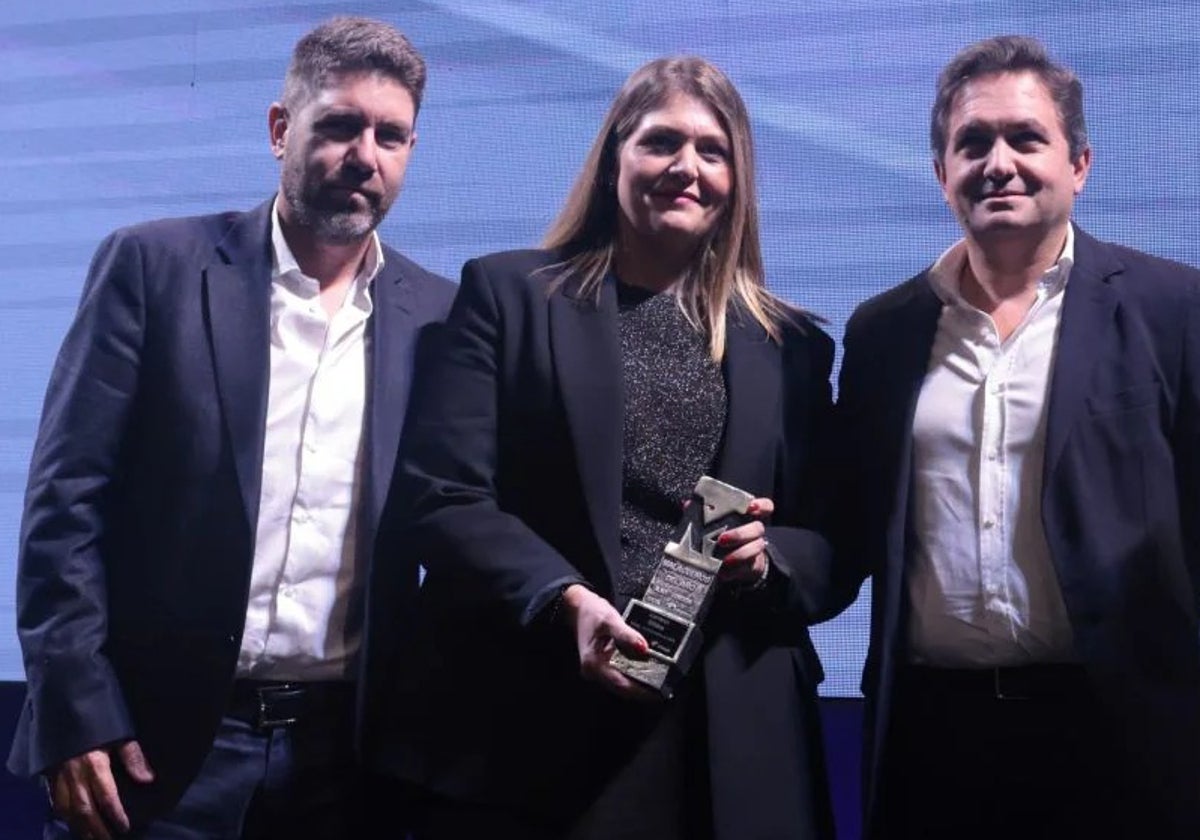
top-left (611, 598), bottom-right (702, 699)
top-left (610, 650), bottom-right (671, 693)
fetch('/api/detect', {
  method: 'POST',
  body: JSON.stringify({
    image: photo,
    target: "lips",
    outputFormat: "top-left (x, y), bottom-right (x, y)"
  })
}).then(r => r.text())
top-left (651, 191), bottom-right (702, 205)
top-left (326, 184), bottom-right (379, 206)
top-left (975, 190), bottom-right (1029, 206)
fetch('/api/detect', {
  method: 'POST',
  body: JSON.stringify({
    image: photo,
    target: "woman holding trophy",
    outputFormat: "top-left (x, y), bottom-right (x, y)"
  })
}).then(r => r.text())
top-left (380, 56), bottom-right (838, 840)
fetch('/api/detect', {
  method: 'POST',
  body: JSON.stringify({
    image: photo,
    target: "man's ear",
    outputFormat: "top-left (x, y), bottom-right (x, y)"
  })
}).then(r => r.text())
top-left (1072, 145), bottom-right (1092, 195)
top-left (267, 102), bottom-right (288, 160)
top-left (933, 157), bottom-right (951, 205)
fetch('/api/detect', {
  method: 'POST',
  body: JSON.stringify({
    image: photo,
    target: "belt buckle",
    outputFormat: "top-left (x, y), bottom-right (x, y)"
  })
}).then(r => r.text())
top-left (992, 668), bottom-right (1029, 701)
top-left (255, 683), bottom-right (302, 728)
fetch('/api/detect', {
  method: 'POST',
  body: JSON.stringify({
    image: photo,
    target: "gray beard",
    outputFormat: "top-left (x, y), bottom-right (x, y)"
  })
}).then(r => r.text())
top-left (305, 208), bottom-right (378, 244)
top-left (281, 180), bottom-right (386, 244)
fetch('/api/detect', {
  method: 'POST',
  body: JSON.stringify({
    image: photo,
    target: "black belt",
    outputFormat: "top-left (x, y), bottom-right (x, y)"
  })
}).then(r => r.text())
top-left (899, 664), bottom-right (1090, 701)
top-left (227, 680), bottom-right (355, 729)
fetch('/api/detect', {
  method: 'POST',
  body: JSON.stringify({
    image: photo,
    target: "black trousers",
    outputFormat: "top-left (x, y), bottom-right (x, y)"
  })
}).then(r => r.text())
top-left (875, 665), bottom-right (1136, 840)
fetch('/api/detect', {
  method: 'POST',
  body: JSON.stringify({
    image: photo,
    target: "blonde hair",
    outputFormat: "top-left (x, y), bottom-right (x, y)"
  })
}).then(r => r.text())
top-left (542, 56), bottom-right (797, 361)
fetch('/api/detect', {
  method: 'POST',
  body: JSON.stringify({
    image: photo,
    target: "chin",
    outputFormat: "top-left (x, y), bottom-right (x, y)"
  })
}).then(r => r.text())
top-left (966, 210), bottom-right (1030, 231)
top-left (645, 225), bottom-right (705, 249)
top-left (315, 212), bottom-right (377, 244)
top-left (658, 215), bottom-right (716, 236)
top-left (968, 222), bottom-right (1042, 244)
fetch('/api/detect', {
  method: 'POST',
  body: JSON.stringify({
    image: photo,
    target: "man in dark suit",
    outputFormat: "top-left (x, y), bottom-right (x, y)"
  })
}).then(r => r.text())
top-left (7, 16), bottom-right (454, 839)
top-left (833, 35), bottom-right (1200, 839)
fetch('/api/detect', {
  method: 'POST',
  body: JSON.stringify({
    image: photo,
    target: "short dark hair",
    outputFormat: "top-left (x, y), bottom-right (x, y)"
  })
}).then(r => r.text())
top-left (282, 16), bottom-right (426, 115)
top-left (930, 35), bottom-right (1088, 161)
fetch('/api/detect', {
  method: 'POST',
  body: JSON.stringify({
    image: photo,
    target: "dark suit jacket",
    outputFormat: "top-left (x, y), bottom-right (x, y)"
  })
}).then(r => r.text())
top-left (7, 200), bottom-right (455, 824)
top-left (833, 225), bottom-right (1200, 837)
top-left (374, 248), bottom-right (837, 840)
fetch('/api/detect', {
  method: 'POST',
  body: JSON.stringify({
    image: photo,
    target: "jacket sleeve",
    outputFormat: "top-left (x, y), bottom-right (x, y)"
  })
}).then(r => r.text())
top-left (726, 319), bottom-right (843, 636)
top-left (820, 305), bottom-right (884, 619)
top-left (1173, 280), bottom-right (1200, 615)
top-left (393, 257), bottom-right (585, 628)
top-left (11, 230), bottom-right (145, 776)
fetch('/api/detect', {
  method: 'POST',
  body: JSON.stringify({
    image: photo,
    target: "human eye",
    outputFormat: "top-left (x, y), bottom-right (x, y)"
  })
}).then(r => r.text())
top-left (316, 114), bottom-right (362, 141)
top-left (698, 141), bottom-right (730, 163)
top-left (955, 131), bottom-right (991, 158)
top-left (640, 130), bottom-right (680, 154)
top-left (1009, 129), bottom-right (1046, 150)
top-left (376, 125), bottom-right (411, 149)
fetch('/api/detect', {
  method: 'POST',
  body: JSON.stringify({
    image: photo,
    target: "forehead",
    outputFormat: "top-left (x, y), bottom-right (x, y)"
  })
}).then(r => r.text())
top-left (631, 93), bottom-right (727, 136)
top-left (304, 71), bottom-right (415, 119)
top-left (948, 71), bottom-right (1061, 133)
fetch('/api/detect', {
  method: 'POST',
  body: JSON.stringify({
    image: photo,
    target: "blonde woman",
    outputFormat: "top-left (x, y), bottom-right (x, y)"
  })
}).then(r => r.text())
top-left (378, 57), bottom-right (837, 840)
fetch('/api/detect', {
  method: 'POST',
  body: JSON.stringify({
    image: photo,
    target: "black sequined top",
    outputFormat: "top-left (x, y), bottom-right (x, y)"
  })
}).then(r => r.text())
top-left (615, 281), bottom-right (727, 604)
top-left (567, 281), bottom-right (728, 840)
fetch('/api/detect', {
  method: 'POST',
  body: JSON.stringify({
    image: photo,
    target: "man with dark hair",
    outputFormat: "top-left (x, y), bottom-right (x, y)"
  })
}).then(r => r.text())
top-left (833, 34), bottom-right (1200, 839)
top-left (7, 15), bottom-right (454, 839)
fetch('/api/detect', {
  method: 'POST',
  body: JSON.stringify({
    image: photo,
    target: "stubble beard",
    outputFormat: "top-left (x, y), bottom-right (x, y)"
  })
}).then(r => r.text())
top-left (281, 166), bottom-right (394, 245)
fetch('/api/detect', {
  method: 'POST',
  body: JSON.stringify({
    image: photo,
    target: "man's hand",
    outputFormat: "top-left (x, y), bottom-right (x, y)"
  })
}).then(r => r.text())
top-left (49, 739), bottom-right (154, 840)
top-left (560, 584), bottom-right (657, 701)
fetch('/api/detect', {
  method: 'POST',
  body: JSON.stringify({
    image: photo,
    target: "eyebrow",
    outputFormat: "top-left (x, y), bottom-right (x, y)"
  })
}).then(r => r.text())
top-left (955, 117), bottom-right (1049, 137)
top-left (640, 123), bottom-right (729, 144)
top-left (315, 110), bottom-right (413, 132)
top-left (314, 110), bottom-right (364, 124)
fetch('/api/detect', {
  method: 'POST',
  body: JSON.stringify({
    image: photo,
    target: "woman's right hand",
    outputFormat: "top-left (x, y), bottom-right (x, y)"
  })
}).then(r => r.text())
top-left (560, 584), bottom-right (657, 700)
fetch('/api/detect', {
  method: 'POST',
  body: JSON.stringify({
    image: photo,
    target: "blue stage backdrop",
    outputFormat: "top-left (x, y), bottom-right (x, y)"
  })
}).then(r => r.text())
top-left (1, 1), bottom-right (1197, 696)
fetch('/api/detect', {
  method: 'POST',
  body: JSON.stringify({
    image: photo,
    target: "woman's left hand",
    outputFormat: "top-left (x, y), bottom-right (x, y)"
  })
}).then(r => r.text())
top-left (715, 496), bottom-right (773, 586)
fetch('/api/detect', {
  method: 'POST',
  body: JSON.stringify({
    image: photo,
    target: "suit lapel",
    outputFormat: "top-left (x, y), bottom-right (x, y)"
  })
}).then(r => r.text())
top-left (204, 202), bottom-right (273, 532)
top-left (712, 313), bottom-right (778, 491)
top-left (550, 275), bottom-right (623, 588)
top-left (882, 277), bottom-right (942, 618)
top-left (1043, 228), bottom-right (1121, 479)
top-left (857, 274), bottom-right (942, 820)
top-left (365, 258), bottom-right (419, 543)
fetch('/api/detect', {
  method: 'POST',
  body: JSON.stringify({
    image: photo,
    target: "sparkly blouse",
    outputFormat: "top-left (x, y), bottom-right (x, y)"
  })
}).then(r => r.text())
top-left (615, 281), bottom-right (727, 604)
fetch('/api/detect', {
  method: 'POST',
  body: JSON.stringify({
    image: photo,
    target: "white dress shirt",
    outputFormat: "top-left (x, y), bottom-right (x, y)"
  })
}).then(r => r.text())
top-left (906, 227), bottom-right (1078, 667)
top-left (236, 202), bottom-right (382, 681)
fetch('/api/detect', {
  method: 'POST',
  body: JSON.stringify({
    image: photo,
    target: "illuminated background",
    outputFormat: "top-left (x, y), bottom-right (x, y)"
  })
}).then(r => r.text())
top-left (1, 0), bottom-right (1198, 702)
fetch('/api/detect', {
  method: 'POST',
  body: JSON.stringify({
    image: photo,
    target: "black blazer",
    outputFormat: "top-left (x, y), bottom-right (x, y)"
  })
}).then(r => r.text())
top-left (7, 200), bottom-right (455, 824)
top-left (833, 226), bottom-right (1200, 837)
top-left (376, 248), bottom-right (837, 840)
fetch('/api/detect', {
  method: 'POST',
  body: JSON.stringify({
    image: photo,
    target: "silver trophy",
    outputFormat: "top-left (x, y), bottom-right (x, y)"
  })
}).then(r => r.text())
top-left (611, 475), bottom-right (755, 698)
